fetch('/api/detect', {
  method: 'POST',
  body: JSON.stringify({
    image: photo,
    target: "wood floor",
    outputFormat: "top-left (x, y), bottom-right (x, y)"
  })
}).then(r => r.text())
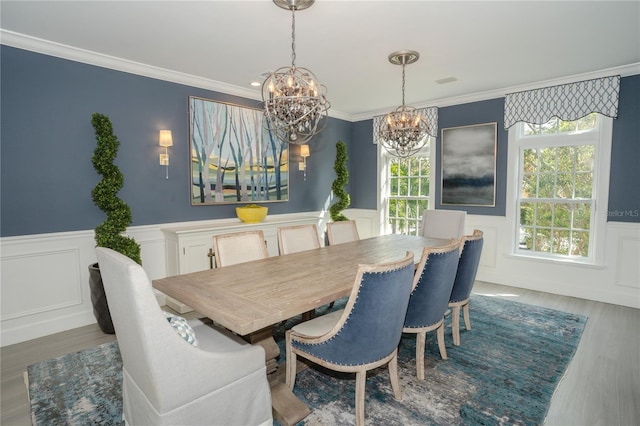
top-left (2, 281), bottom-right (639, 425)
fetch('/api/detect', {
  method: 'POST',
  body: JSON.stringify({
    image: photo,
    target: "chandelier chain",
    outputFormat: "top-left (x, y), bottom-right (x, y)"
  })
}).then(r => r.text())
top-left (290, 9), bottom-right (296, 68)
top-left (401, 62), bottom-right (406, 107)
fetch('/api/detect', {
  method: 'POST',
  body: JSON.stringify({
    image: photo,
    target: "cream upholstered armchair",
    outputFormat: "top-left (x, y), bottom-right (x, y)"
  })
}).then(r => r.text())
top-left (213, 230), bottom-right (269, 267)
top-left (95, 247), bottom-right (272, 426)
top-left (325, 220), bottom-right (360, 245)
top-left (285, 252), bottom-right (415, 426)
top-left (277, 223), bottom-right (321, 255)
top-left (403, 240), bottom-right (460, 379)
top-left (420, 209), bottom-right (466, 240)
top-left (449, 229), bottom-right (484, 346)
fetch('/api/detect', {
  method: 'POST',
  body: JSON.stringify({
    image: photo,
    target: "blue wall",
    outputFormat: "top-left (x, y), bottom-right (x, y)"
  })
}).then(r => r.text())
top-left (1, 46), bottom-right (638, 237)
top-left (0, 46), bottom-right (350, 237)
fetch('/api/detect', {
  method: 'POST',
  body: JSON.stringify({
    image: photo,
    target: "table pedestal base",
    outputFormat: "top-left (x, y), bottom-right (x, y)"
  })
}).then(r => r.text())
top-left (244, 326), bottom-right (312, 426)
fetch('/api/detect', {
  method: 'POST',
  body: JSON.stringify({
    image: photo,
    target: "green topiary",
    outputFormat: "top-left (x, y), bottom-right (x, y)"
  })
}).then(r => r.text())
top-left (329, 140), bottom-right (351, 222)
top-left (91, 113), bottom-right (141, 264)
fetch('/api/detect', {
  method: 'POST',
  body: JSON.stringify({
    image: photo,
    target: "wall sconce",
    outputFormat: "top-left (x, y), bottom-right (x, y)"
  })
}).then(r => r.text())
top-left (299, 144), bottom-right (310, 181)
top-left (159, 130), bottom-right (173, 179)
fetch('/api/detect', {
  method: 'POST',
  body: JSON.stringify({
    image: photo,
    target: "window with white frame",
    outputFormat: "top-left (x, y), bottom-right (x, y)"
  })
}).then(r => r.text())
top-left (512, 113), bottom-right (611, 262)
top-left (381, 140), bottom-right (433, 236)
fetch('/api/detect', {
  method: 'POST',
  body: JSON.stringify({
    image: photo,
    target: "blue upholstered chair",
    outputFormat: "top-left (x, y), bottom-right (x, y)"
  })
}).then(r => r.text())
top-left (285, 252), bottom-right (415, 426)
top-left (403, 240), bottom-right (460, 379)
top-left (449, 229), bottom-right (484, 346)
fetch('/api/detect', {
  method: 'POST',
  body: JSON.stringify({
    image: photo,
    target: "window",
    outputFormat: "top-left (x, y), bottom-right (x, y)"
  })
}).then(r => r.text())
top-left (380, 140), bottom-right (433, 236)
top-left (512, 113), bottom-right (611, 263)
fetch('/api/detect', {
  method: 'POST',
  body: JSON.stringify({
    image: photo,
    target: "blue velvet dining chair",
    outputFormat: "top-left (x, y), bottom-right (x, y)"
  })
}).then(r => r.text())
top-left (449, 229), bottom-right (484, 346)
top-left (285, 252), bottom-right (415, 426)
top-left (403, 240), bottom-right (460, 380)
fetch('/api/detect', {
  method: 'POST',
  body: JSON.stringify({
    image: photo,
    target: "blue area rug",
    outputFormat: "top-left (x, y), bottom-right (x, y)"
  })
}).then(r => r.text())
top-left (27, 295), bottom-right (586, 425)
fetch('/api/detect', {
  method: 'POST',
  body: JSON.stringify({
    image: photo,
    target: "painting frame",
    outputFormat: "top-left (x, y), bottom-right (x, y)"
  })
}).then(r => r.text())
top-left (189, 96), bottom-right (289, 205)
top-left (441, 122), bottom-right (497, 207)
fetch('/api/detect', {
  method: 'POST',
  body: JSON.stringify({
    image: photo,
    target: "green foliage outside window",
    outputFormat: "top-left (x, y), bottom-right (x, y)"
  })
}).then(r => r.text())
top-left (387, 154), bottom-right (430, 235)
top-left (518, 114), bottom-right (597, 258)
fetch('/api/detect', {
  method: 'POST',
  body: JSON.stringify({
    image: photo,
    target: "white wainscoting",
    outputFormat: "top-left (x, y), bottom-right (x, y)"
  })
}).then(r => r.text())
top-left (0, 213), bottom-right (327, 347)
top-left (2, 211), bottom-right (638, 346)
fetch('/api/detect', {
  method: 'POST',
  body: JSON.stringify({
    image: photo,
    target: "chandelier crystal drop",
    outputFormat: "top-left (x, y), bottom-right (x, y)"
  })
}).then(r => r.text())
top-left (377, 50), bottom-right (429, 158)
top-left (262, 0), bottom-right (330, 145)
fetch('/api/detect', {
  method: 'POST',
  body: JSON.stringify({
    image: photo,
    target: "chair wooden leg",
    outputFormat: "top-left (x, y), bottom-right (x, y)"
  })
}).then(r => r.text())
top-left (436, 324), bottom-right (448, 360)
top-left (285, 335), bottom-right (297, 390)
top-left (355, 369), bottom-right (367, 426)
top-left (416, 332), bottom-right (426, 380)
top-left (388, 351), bottom-right (402, 400)
top-left (452, 305), bottom-right (461, 346)
top-left (462, 303), bottom-right (471, 331)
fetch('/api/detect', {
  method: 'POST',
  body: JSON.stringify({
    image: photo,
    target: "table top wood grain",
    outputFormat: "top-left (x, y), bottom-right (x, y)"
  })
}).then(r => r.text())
top-left (153, 234), bottom-right (449, 335)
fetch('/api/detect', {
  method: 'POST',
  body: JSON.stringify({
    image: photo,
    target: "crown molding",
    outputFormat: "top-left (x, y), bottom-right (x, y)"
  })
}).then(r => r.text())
top-left (2, 29), bottom-right (637, 124)
top-left (351, 63), bottom-right (640, 122)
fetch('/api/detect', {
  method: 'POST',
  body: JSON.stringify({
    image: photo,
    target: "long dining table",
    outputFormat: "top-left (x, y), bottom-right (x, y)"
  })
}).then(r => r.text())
top-left (153, 233), bottom-right (449, 426)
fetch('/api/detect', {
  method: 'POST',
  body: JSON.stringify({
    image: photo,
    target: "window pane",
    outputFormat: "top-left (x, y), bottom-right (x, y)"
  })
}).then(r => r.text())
top-left (409, 177), bottom-right (420, 196)
top-left (555, 203), bottom-right (571, 228)
top-left (539, 147), bottom-right (556, 172)
top-left (522, 174), bottom-right (537, 197)
top-left (575, 173), bottom-right (593, 198)
top-left (520, 202), bottom-right (535, 226)
top-left (573, 203), bottom-right (591, 230)
top-left (520, 226), bottom-right (534, 250)
top-left (571, 231), bottom-right (590, 256)
top-left (555, 172), bottom-right (573, 198)
top-left (538, 203), bottom-right (552, 226)
top-left (576, 145), bottom-right (595, 171)
top-left (536, 228), bottom-right (552, 252)
top-left (390, 177), bottom-right (398, 196)
top-left (553, 230), bottom-right (570, 254)
top-left (538, 176), bottom-right (555, 198)
top-left (523, 148), bottom-right (538, 173)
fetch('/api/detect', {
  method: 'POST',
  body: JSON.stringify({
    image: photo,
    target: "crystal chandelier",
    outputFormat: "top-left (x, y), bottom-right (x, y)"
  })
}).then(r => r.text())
top-left (262, 0), bottom-right (330, 145)
top-left (377, 50), bottom-right (429, 157)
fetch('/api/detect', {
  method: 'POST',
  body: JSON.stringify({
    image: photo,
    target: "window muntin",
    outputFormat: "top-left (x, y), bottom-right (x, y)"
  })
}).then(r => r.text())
top-left (516, 114), bottom-right (599, 260)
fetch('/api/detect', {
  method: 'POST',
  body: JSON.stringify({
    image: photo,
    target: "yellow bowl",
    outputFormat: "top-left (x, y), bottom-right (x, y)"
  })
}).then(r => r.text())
top-left (235, 205), bottom-right (268, 223)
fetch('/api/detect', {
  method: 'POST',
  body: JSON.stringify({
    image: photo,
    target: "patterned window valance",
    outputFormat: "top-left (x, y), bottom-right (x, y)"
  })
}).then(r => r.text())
top-left (373, 106), bottom-right (438, 144)
top-left (503, 75), bottom-right (620, 129)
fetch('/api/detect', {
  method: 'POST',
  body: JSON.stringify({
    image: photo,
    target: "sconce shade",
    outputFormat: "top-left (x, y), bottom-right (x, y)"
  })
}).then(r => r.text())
top-left (300, 144), bottom-right (310, 157)
top-left (159, 130), bottom-right (173, 147)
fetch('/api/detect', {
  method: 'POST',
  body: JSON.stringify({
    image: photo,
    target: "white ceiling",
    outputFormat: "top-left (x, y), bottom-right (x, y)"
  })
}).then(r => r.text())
top-left (2, 1), bottom-right (639, 121)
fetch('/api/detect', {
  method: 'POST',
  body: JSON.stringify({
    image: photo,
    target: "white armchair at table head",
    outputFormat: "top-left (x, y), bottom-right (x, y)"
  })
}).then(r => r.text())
top-left (95, 247), bottom-right (272, 426)
top-left (420, 209), bottom-right (466, 240)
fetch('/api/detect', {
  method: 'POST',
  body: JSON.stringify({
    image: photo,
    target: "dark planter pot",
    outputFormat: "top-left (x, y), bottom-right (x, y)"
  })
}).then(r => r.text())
top-left (88, 263), bottom-right (115, 334)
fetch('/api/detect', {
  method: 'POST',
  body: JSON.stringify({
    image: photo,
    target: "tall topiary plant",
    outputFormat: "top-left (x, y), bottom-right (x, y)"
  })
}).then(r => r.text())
top-left (330, 140), bottom-right (351, 222)
top-left (89, 113), bottom-right (140, 334)
top-left (91, 113), bottom-right (141, 264)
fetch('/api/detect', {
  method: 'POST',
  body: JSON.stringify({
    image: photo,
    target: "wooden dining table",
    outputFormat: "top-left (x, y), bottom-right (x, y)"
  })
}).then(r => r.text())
top-left (153, 233), bottom-right (449, 426)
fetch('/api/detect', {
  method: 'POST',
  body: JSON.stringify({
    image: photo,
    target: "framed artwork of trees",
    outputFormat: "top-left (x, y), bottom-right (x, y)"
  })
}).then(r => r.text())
top-left (189, 96), bottom-right (288, 205)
